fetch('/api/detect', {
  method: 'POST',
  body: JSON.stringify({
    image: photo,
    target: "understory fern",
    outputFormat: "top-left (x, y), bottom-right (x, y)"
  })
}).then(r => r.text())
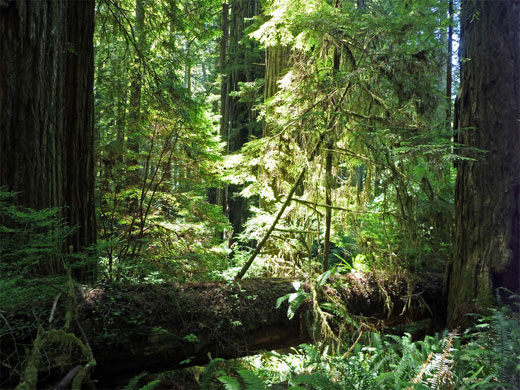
top-left (229, 303), bottom-right (520, 390)
top-left (200, 357), bottom-right (226, 389)
top-left (470, 296), bottom-right (520, 387)
top-left (417, 331), bottom-right (456, 390)
top-left (218, 370), bottom-right (267, 390)
top-left (124, 372), bottom-right (160, 390)
top-left (291, 372), bottom-right (342, 390)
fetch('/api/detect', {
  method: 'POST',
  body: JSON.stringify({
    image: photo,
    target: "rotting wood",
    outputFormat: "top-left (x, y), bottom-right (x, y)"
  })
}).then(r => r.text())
top-left (84, 273), bottom-right (440, 384)
top-left (1, 273), bottom-right (442, 387)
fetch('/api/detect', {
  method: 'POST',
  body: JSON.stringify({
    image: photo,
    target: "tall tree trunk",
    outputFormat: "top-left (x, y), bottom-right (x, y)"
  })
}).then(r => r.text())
top-left (0, 0), bottom-right (96, 278)
top-left (217, 1), bottom-right (229, 216)
top-left (262, 45), bottom-right (290, 138)
top-left (323, 21), bottom-right (341, 273)
top-left (259, 45), bottom-right (290, 210)
top-left (446, 0), bottom-right (520, 328)
top-left (228, 0), bottom-right (263, 240)
top-left (322, 72), bottom-right (339, 273)
top-left (323, 139), bottom-right (334, 273)
top-left (127, 0), bottom-right (145, 186)
top-left (64, 0), bottom-right (96, 272)
top-left (0, 1), bottom-right (67, 214)
top-left (445, 0), bottom-right (453, 125)
top-left (218, 0), bottom-right (263, 240)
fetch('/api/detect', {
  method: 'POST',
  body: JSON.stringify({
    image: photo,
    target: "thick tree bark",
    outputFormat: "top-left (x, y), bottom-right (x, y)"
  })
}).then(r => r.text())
top-left (0, 1), bottom-right (67, 214)
top-left (446, 0), bottom-right (520, 328)
top-left (64, 0), bottom-right (96, 266)
top-left (0, 0), bottom-right (96, 277)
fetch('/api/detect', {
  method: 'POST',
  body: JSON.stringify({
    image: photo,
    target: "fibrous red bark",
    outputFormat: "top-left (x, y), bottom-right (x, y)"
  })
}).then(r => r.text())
top-left (0, 0), bottom-right (96, 278)
top-left (446, 0), bottom-right (520, 328)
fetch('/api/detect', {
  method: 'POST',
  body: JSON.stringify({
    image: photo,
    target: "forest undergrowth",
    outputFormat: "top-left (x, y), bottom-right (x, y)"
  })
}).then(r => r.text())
top-left (123, 301), bottom-right (520, 390)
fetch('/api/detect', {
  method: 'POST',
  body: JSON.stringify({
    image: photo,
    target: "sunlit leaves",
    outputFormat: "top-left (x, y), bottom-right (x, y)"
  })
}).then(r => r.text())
top-left (237, 0), bottom-right (455, 276)
top-left (94, 0), bottom-right (227, 282)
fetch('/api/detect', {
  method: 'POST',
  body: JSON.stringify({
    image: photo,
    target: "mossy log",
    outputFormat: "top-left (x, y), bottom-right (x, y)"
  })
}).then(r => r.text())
top-left (76, 273), bottom-right (441, 384)
top-left (1, 273), bottom-right (441, 387)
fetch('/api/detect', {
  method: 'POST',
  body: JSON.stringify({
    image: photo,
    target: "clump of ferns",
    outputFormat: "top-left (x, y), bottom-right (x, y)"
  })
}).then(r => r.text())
top-left (464, 293), bottom-right (520, 388)
top-left (487, 297), bottom-right (520, 386)
top-left (410, 306), bottom-right (520, 390)
top-left (410, 330), bottom-right (457, 390)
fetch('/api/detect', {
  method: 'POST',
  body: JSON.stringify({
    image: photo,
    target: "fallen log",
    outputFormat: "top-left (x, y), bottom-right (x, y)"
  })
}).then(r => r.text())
top-left (79, 272), bottom-right (441, 384)
top-left (1, 272), bottom-right (442, 387)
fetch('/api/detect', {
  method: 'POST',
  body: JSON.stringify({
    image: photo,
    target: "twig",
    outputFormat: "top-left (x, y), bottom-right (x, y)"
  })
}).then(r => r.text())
top-left (0, 313), bottom-right (22, 379)
top-left (235, 167), bottom-right (307, 279)
top-left (342, 330), bottom-right (363, 358)
top-left (48, 293), bottom-right (62, 327)
top-left (50, 364), bottom-right (82, 390)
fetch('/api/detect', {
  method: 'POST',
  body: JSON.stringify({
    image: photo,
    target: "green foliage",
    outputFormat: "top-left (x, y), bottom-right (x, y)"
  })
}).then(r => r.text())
top-left (0, 191), bottom-right (74, 327)
top-left (465, 296), bottom-right (520, 387)
top-left (218, 370), bottom-right (267, 390)
top-left (94, 0), bottom-right (230, 282)
top-left (230, 0), bottom-right (456, 279)
top-left (234, 303), bottom-right (520, 390)
top-left (237, 369), bottom-right (268, 390)
top-left (218, 375), bottom-right (241, 390)
top-left (0, 190), bottom-right (87, 329)
top-left (0, 189), bottom-right (73, 277)
top-left (200, 357), bottom-right (226, 389)
top-left (275, 281), bottom-right (310, 320)
top-left (124, 372), bottom-right (161, 390)
top-left (291, 372), bottom-right (342, 390)
top-left (0, 190), bottom-right (102, 388)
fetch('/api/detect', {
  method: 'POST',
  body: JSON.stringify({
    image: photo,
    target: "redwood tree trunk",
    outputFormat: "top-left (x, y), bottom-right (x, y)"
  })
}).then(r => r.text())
top-left (0, 0), bottom-right (96, 277)
top-left (219, 0), bottom-right (264, 240)
top-left (64, 0), bottom-right (96, 262)
top-left (0, 1), bottom-right (67, 213)
top-left (446, 0), bottom-right (520, 327)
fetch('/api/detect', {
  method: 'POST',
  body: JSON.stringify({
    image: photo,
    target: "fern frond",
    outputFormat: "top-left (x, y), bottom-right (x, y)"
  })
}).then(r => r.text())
top-left (237, 369), bottom-right (267, 390)
top-left (487, 303), bottom-right (520, 386)
top-left (292, 372), bottom-right (341, 390)
top-left (410, 351), bottom-right (434, 387)
top-left (124, 372), bottom-right (148, 390)
top-left (218, 375), bottom-right (241, 390)
top-left (138, 379), bottom-right (161, 390)
top-left (200, 357), bottom-right (225, 389)
top-left (423, 330), bottom-right (457, 390)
